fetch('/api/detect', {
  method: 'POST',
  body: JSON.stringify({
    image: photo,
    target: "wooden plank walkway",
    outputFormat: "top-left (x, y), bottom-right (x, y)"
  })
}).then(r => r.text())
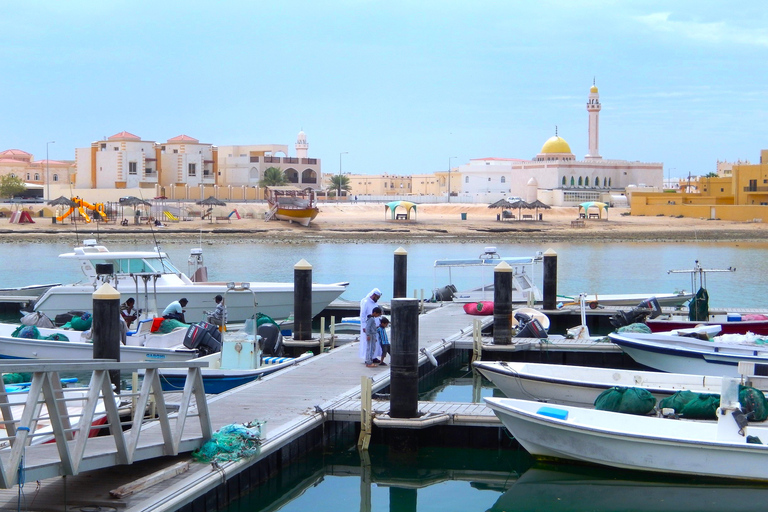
top-left (330, 399), bottom-right (501, 427)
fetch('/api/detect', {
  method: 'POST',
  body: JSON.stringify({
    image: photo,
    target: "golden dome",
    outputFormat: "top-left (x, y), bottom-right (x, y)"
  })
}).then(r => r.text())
top-left (540, 136), bottom-right (572, 154)
top-left (590, 85), bottom-right (598, 93)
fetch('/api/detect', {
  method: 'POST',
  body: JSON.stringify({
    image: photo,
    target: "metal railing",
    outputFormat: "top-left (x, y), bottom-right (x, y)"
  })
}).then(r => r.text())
top-left (0, 359), bottom-right (211, 488)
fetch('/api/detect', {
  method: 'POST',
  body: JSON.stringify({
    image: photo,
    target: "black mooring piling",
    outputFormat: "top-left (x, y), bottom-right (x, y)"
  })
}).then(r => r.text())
top-left (92, 283), bottom-right (121, 392)
top-left (493, 261), bottom-right (513, 345)
top-left (390, 298), bottom-right (419, 419)
top-left (393, 247), bottom-right (407, 299)
top-left (543, 248), bottom-right (558, 310)
top-left (294, 259), bottom-right (313, 341)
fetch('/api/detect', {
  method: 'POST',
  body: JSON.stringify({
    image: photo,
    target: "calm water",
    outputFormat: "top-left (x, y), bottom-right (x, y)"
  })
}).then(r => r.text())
top-left (221, 444), bottom-right (768, 512)
top-left (0, 239), bottom-right (765, 309)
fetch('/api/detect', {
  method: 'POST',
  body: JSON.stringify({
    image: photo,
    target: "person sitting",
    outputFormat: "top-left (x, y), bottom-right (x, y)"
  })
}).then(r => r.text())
top-left (162, 297), bottom-right (188, 323)
top-left (120, 297), bottom-right (138, 329)
top-left (206, 294), bottom-right (227, 331)
top-left (120, 218), bottom-right (129, 226)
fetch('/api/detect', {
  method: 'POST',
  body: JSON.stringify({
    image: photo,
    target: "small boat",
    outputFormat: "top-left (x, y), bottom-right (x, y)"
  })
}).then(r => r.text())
top-left (264, 186), bottom-right (319, 227)
top-left (155, 341), bottom-right (314, 394)
top-left (433, 247), bottom-right (543, 304)
top-left (29, 240), bottom-right (348, 323)
top-left (608, 329), bottom-right (768, 377)
top-left (485, 392), bottom-right (768, 481)
top-left (564, 292), bottom-right (694, 308)
top-left (647, 313), bottom-right (768, 336)
top-left (474, 361), bottom-right (727, 407)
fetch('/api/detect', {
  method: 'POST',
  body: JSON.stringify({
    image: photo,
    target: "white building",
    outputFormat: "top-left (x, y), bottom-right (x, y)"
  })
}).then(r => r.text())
top-left (75, 131), bottom-right (159, 190)
top-left (459, 83), bottom-right (664, 205)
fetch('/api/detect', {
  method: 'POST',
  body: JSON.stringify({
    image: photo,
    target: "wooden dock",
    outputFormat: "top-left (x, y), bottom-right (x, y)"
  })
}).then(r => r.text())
top-left (0, 303), bottom-right (616, 511)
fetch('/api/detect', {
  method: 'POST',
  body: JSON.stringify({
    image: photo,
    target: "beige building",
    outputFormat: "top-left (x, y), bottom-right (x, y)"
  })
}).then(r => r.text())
top-left (340, 167), bottom-right (460, 198)
top-left (0, 149), bottom-right (75, 196)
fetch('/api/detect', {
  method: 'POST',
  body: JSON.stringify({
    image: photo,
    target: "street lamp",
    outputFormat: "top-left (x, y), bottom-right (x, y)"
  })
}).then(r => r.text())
top-left (46, 141), bottom-right (55, 200)
top-left (338, 151), bottom-right (348, 200)
top-left (447, 156), bottom-right (457, 202)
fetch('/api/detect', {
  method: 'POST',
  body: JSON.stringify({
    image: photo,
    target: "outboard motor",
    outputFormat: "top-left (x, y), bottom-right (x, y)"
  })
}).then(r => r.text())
top-left (431, 284), bottom-right (457, 302)
top-left (609, 297), bottom-right (661, 328)
top-left (258, 323), bottom-right (284, 357)
top-left (183, 321), bottom-right (222, 356)
top-left (514, 312), bottom-right (548, 339)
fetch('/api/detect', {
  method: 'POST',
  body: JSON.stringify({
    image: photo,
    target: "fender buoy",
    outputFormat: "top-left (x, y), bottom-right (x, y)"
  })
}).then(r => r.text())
top-left (463, 301), bottom-right (494, 316)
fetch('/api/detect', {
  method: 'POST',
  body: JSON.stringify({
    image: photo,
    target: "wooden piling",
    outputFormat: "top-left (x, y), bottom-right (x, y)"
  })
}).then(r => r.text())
top-left (543, 248), bottom-right (558, 310)
top-left (393, 247), bottom-right (408, 299)
top-left (390, 298), bottom-right (419, 419)
top-left (92, 283), bottom-right (121, 392)
top-left (493, 261), bottom-right (513, 345)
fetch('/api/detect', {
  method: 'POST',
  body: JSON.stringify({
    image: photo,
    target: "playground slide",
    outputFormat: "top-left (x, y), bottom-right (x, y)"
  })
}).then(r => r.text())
top-left (56, 198), bottom-right (108, 223)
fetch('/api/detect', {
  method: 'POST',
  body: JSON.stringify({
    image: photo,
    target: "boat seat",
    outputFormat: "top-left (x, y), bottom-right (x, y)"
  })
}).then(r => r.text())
top-left (127, 318), bottom-right (153, 337)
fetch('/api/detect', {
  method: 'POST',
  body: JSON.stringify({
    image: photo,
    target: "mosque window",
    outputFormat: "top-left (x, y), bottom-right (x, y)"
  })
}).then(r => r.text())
top-left (609, 178), bottom-right (612, 187)
top-left (585, 177), bottom-right (589, 187)
top-left (34, 173), bottom-right (39, 181)
top-left (595, 177), bottom-right (600, 187)
top-left (562, 177), bottom-right (566, 186)
top-left (570, 177), bottom-right (575, 186)
top-left (578, 177), bottom-right (583, 186)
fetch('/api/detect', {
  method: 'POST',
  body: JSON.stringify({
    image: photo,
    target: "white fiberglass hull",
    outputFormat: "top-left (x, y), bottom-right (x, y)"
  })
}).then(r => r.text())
top-left (33, 282), bottom-right (346, 323)
top-left (485, 397), bottom-right (768, 481)
top-left (474, 361), bottom-right (725, 407)
top-left (0, 335), bottom-right (197, 362)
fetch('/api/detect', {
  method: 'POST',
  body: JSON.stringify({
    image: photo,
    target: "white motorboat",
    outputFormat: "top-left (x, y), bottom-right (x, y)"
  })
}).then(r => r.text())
top-left (474, 361), bottom-right (727, 407)
top-left (432, 247), bottom-right (543, 303)
top-left (30, 240), bottom-right (348, 323)
top-left (562, 291), bottom-right (693, 308)
top-left (485, 392), bottom-right (768, 481)
top-left (608, 329), bottom-right (768, 377)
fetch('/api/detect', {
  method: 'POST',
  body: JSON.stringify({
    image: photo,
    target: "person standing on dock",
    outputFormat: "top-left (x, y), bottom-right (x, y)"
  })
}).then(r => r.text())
top-left (377, 316), bottom-right (390, 366)
top-left (359, 288), bottom-right (383, 362)
top-left (365, 307), bottom-right (382, 367)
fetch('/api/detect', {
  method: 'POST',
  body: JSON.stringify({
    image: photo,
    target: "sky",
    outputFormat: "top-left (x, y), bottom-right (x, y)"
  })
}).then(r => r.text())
top-left (1, 1), bottom-right (766, 179)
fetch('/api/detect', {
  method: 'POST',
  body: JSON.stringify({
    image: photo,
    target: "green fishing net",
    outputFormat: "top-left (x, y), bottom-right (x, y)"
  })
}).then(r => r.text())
top-left (193, 421), bottom-right (266, 463)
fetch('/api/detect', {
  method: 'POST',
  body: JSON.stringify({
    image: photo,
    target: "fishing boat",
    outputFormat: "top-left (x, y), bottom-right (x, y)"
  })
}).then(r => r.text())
top-left (432, 247), bottom-right (543, 303)
top-left (264, 186), bottom-right (319, 227)
top-left (608, 329), bottom-right (768, 377)
top-left (155, 350), bottom-right (314, 394)
top-left (28, 240), bottom-right (348, 323)
top-left (473, 361), bottom-right (727, 407)
top-left (485, 388), bottom-right (768, 481)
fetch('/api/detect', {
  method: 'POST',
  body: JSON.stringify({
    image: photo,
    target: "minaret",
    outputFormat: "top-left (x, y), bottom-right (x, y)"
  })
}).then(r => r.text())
top-left (586, 79), bottom-right (602, 159)
top-left (296, 130), bottom-right (308, 159)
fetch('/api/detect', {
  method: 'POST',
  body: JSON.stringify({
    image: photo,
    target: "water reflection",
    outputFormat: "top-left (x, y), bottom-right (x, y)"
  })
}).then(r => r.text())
top-left (490, 462), bottom-right (768, 512)
top-left (222, 444), bottom-right (768, 512)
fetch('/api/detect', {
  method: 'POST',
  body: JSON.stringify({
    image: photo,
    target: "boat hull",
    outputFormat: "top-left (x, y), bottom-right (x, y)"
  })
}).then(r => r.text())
top-left (608, 331), bottom-right (768, 377)
top-left (485, 397), bottom-right (768, 481)
top-left (648, 318), bottom-right (768, 336)
top-left (274, 207), bottom-right (319, 227)
top-left (0, 335), bottom-right (197, 362)
top-left (474, 361), bottom-right (725, 407)
top-left (33, 282), bottom-right (346, 323)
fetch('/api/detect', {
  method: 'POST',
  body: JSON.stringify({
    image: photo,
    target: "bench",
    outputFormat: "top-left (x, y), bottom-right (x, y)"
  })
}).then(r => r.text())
top-left (571, 220), bottom-right (586, 228)
top-left (588, 213), bottom-right (600, 219)
top-left (215, 216), bottom-right (231, 223)
top-left (522, 214), bottom-right (533, 220)
top-left (395, 214), bottom-right (408, 220)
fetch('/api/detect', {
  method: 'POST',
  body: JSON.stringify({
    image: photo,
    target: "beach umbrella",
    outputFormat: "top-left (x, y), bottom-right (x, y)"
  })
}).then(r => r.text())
top-left (47, 196), bottom-right (77, 208)
top-left (118, 196), bottom-right (151, 207)
top-left (487, 199), bottom-right (514, 209)
top-left (506, 199), bottom-right (531, 220)
top-left (528, 199), bottom-right (551, 220)
top-left (196, 196), bottom-right (227, 207)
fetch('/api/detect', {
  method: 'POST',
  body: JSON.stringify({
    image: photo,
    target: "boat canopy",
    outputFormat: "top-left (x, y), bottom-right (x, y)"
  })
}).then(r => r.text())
top-left (434, 256), bottom-right (536, 268)
top-left (384, 201), bottom-right (417, 220)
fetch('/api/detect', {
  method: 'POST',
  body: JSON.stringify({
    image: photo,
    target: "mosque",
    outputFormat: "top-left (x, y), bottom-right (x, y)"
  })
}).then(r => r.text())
top-left (458, 82), bottom-right (664, 206)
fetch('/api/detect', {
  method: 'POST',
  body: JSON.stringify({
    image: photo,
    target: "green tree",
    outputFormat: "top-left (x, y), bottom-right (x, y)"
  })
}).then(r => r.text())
top-left (259, 167), bottom-right (287, 187)
top-left (329, 174), bottom-right (351, 197)
top-left (0, 175), bottom-right (26, 199)
top-left (704, 172), bottom-right (718, 178)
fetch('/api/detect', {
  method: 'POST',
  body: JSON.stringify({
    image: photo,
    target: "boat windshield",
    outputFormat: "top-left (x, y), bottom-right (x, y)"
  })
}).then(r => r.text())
top-left (96, 257), bottom-right (182, 275)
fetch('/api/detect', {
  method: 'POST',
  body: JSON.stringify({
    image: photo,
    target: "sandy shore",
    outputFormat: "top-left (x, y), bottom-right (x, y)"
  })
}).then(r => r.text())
top-left (1, 202), bottom-right (767, 244)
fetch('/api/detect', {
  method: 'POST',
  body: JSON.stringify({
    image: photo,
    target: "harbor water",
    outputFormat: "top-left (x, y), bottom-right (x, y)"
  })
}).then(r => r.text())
top-left (0, 239), bottom-right (765, 310)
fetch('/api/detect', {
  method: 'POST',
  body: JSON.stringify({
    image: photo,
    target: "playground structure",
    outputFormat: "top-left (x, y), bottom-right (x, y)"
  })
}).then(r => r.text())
top-left (56, 197), bottom-right (108, 223)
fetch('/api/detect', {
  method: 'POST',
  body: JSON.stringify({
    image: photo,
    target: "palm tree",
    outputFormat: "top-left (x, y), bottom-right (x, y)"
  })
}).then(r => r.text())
top-left (329, 175), bottom-right (351, 197)
top-left (259, 167), bottom-right (287, 187)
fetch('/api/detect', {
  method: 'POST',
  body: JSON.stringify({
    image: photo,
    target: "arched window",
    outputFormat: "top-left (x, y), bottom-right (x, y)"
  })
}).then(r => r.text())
top-left (562, 176), bottom-right (566, 186)
top-left (26, 173), bottom-right (30, 180)
top-left (501, 176), bottom-right (506, 183)
top-left (578, 177), bottom-right (583, 186)
top-left (570, 177), bottom-right (575, 186)
top-left (595, 177), bottom-right (600, 187)
top-left (585, 177), bottom-right (590, 187)
top-left (53, 174), bottom-right (59, 182)
top-left (465, 176), bottom-right (469, 183)
top-left (609, 177), bottom-right (612, 187)
top-left (34, 173), bottom-right (40, 181)
top-left (249, 167), bottom-right (259, 180)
